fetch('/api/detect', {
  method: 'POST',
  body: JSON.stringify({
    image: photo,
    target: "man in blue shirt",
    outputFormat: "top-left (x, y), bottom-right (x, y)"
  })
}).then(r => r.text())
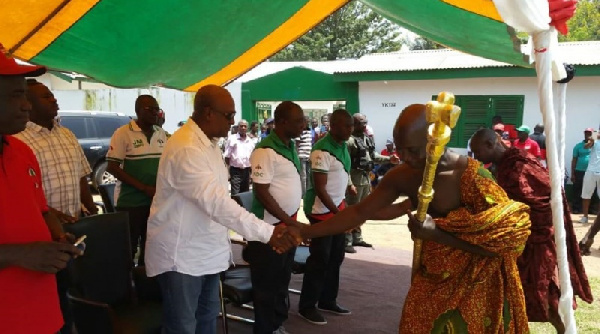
top-left (571, 128), bottom-right (594, 213)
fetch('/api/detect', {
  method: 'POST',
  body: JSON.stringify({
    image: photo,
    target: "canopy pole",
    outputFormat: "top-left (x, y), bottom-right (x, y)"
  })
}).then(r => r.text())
top-left (532, 29), bottom-right (576, 334)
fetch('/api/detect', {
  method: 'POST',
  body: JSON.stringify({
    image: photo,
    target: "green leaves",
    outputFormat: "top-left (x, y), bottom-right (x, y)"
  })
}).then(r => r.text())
top-left (270, 1), bottom-right (403, 61)
top-left (559, 0), bottom-right (600, 42)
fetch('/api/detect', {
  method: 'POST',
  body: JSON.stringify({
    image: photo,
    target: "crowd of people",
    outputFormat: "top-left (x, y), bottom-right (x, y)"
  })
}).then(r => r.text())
top-left (0, 46), bottom-right (596, 334)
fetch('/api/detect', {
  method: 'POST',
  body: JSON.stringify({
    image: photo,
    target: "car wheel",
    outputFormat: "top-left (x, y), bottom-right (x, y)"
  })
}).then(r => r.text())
top-left (93, 161), bottom-right (116, 188)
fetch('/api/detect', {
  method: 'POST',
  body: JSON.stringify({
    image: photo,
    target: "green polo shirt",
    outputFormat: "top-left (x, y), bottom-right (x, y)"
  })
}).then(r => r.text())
top-left (106, 121), bottom-right (167, 207)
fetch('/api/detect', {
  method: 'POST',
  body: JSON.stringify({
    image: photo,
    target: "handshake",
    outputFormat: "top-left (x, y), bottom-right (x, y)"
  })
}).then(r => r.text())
top-left (268, 223), bottom-right (305, 253)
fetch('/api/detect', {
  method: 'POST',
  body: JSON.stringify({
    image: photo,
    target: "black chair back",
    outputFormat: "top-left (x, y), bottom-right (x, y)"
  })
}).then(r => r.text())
top-left (232, 191), bottom-right (253, 211)
top-left (98, 183), bottom-right (116, 213)
top-left (64, 212), bottom-right (133, 306)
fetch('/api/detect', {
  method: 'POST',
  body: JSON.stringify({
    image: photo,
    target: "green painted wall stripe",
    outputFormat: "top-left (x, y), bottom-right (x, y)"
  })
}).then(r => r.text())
top-left (241, 67), bottom-right (359, 122)
top-left (333, 65), bottom-right (600, 82)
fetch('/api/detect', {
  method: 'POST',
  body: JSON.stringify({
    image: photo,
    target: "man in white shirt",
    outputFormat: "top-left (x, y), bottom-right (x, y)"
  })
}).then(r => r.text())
top-left (580, 130), bottom-right (600, 224)
top-left (224, 119), bottom-right (256, 195)
top-left (247, 101), bottom-right (305, 334)
top-left (145, 85), bottom-right (298, 334)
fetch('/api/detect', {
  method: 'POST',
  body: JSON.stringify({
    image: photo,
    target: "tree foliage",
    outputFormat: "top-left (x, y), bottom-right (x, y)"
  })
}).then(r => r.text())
top-left (270, 1), bottom-right (402, 61)
top-left (406, 37), bottom-right (444, 51)
top-left (559, 0), bottom-right (600, 42)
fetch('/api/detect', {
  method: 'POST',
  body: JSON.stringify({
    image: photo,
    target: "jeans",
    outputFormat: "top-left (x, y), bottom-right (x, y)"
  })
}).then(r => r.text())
top-left (298, 217), bottom-right (346, 311)
top-left (116, 205), bottom-right (150, 266)
top-left (244, 241), bottom-right (296, 334)
top-left (230, 166), bottom-right (251, 195)
top-left (157, 271), bottom-right (220, 334)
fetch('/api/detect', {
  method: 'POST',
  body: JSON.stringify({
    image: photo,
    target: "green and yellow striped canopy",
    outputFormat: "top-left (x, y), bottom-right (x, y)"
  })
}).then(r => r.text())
top-left (0, 0), bottom-right (528, 91)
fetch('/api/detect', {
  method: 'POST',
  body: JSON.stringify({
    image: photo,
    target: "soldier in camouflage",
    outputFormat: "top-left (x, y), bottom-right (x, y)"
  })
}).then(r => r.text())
top-left (345, 113), bottom-right (398, 253)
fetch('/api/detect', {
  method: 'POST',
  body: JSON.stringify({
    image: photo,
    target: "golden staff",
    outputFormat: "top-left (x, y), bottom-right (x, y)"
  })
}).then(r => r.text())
top-left (412, 92), bottom-right (461, 279)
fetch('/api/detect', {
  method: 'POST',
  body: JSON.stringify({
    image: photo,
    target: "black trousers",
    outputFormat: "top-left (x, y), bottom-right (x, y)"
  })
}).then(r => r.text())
top-left (116, 205), bottom-right (150, 266)
top-left (230, 166), bottom-right (251, 195)
top-left (244, 241), bottom-right (296, 334)
top-left (298, 217), bottom-right (346, 311)
top-left (572, 170), bottom-right (585, 212)
top-left (57, 266), bottom-right (74, 333)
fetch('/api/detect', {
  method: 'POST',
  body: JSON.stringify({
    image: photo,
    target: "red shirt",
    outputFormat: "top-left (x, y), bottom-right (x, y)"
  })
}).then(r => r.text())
top-left (0, 136), bottom-right (62, 333)
top-left (380, 148), bottom-right (399, 159)
top-left (512, 138), bottom-right (541, 158)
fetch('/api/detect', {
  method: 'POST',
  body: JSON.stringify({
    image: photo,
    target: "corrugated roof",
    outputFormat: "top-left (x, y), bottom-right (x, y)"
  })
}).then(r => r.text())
top-left (234, 59), bottom-right (356, 83)
top-left (335, 41), bottom-right (600, 73)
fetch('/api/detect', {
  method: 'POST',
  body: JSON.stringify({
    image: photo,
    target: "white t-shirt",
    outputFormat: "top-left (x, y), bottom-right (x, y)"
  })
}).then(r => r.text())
top-left (309, 150), bottom-right (349, 214)
top-left (250, 148), bottom-right (302, 224)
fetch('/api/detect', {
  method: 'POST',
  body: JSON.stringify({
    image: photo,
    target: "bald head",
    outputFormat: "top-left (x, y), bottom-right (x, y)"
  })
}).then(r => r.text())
top-left (193, 84), bottom-right (232, 115)
top-left (471, 128), bottom-right (498, 146)
top-left (274, 101), bottom-right (301, 123)
top-left (330, 109), bottom-right (352, 125)
top-left (392, 104), bottom-right (429, 169)
top-left (470, 128), bottom-right (504, 164)
top-left (328, 109), bottom-right (353, 142)
top-left (393, 104), bottom-right (428, 147)
top-left (191, 84), bottom-right (236, 139)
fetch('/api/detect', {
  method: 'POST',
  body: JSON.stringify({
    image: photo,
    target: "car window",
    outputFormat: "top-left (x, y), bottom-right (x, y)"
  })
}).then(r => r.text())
top-left (60, 116), bottom-right (92, 139)
top-left (95, 117), bottom-right (129, 138)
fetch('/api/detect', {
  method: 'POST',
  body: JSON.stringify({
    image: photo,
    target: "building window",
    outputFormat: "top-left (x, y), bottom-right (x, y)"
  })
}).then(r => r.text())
top-left (432, 95), bottom-right (524, 148)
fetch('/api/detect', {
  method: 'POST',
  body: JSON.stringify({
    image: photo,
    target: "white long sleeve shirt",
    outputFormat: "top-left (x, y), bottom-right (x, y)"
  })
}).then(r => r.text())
top-left (145, 120), bottom-right (274, 277)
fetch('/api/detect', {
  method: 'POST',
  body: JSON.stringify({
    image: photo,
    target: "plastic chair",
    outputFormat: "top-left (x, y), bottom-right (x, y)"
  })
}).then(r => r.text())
top-left (64, 212), bottom-right (161, 334)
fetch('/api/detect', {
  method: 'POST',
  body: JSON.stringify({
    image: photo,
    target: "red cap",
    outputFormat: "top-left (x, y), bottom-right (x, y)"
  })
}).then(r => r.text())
top-left (585, 128), bottom-right (594, 132)
top-left (0, 43), bottom-right (46, 77)
top-left (493, 124), bottom-right (505, 131)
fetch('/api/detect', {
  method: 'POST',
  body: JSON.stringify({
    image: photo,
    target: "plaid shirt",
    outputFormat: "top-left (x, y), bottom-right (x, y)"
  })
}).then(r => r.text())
top-left (15, 121), bottom-right (91, 217)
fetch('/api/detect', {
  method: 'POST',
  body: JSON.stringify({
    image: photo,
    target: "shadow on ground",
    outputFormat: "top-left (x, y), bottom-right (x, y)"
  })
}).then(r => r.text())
top-left (220, 246), bottom-right (412, 334)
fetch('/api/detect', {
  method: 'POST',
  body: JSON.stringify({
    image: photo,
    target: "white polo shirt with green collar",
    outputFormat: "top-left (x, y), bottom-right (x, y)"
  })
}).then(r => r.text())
top-left (106, 120), bottom-right (167, 207)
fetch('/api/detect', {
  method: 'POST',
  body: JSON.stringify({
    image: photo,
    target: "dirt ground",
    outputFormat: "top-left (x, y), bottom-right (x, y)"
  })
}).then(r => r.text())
top-left (296, 196), bottom-right (600, 278)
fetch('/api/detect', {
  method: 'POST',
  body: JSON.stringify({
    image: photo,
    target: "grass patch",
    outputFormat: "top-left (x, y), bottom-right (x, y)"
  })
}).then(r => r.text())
top-left (529, 277), bottom-right (600, 333)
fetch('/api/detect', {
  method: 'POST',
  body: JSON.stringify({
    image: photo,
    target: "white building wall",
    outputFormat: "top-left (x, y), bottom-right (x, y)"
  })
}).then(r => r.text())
top-left (39, 73), bottom-right (194, 134)
top-left (256, 101), bottom-right (341, 120)
top-left (359, 76), bottom-right (600, 170)
top-left (225, 81), bottom-right (242, 123)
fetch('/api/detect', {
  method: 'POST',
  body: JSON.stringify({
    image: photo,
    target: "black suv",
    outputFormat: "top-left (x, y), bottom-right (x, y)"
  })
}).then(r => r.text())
top-left (58, 111), bottom-right (132, 188)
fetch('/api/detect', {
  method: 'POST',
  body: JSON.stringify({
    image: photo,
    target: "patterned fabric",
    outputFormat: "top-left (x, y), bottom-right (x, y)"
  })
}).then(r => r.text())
top-left (400, 158), bottom-right (531, 334)
top-left (14, 121), bottom-right (91, 217)
top-left (296, 129), bottom-right (313, 159)
top-left (496, 148), bottom-right (593, 322)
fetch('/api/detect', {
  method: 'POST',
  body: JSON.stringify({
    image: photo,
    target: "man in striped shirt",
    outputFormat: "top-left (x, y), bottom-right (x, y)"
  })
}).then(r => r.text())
top-left (106, 95), bottom-right (168, 266)
top-left (296, 116), bottom-right (313, 196)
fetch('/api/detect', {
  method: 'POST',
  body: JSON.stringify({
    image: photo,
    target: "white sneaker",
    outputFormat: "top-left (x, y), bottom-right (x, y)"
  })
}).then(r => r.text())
top-left (579, 216), bottom-right (589, 224)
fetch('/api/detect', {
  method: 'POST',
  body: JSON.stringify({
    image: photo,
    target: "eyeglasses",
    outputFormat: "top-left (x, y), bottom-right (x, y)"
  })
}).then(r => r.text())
top-left (211, 108), bottom-right (236, 121)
